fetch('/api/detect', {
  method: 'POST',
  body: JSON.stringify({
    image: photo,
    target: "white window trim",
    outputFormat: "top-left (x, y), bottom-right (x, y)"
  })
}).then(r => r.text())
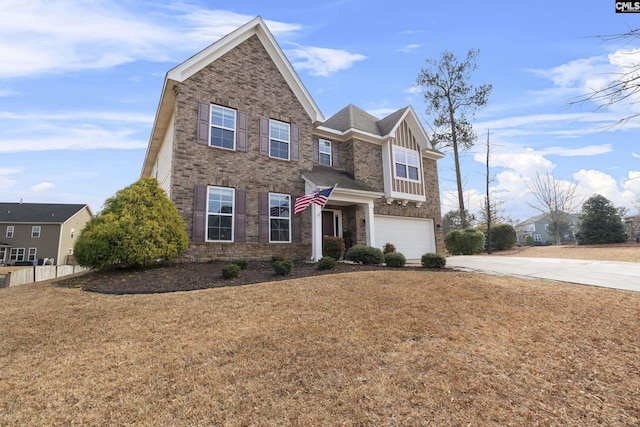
top-left (319, 139), bottom-right (332, 166)
top-left (269, 193), bottom-right (291, 243)
top-left (206, 186), bottom-right (235, 243)
top-left (209, 104), bottom-right (237, 151)
top-left (6, 225), bottom-right (14, 238)
top-left (10, 248), bottom-right (25, 262)
top-left (28, 248), bottom-right (37, 262)
top-left (393, 146), bottom-right (421, 183)
top-left (269, 119), bottom-right (290, 161)
top-left (31, 226), bottom-right (41, 238)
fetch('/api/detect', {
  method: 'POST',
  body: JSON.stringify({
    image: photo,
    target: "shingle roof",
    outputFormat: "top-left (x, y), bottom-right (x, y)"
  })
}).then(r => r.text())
top-left (301, 167), bottom-right (379, 193)
top-left (323, 104), bottom-right (382, 135)
top-left (0, 203), bottom-right (89, 223)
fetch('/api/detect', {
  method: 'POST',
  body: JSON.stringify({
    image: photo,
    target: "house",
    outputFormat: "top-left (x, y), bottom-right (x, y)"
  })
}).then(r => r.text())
top-left (515, 212), bottom-right (577, 245)
top-left (141, 16), bottom-right (444, 261)
top-left (0, 203), bottom-right (93, 266)
top-left (624, 215), bottom-right (640, 242)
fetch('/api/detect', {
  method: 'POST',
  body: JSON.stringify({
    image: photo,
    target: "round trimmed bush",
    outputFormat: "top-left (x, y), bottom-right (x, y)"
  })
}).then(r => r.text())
top-left (318, 256), bottom-right (337, 270)
top-left (222, 264), bottom-right (241, 279)
top-left (233, 259), bottom-right (249, 269)
top-left (421, 253), bottom-right (446, 268)
top-left (384, 252), bottom-right (406, 267)
top-left (344, 245), bottom-right (385, 265)
top-left (323, 237), bottom-right (345, 260)
top-left (476, 224), bottom-right (517, 251)
top-left (444, 228), bottom-right (486, 255)
top-left (273, 259), bottom-right (294, 276)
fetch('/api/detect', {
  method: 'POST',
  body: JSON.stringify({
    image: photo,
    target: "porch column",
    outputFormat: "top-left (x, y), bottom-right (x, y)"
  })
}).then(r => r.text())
top-left (364, 200), bottom-right (376, 248)
top-left (311, 202), bottom-right (322, 261)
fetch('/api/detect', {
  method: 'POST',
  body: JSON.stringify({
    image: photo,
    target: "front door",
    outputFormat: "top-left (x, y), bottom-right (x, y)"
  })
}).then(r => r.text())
top-left (322, 211), bottom-right (336, 238)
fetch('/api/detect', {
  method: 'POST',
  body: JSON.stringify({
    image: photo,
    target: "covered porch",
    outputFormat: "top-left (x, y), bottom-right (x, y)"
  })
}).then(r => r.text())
top-left (301, 168), bottom-right (384, 261)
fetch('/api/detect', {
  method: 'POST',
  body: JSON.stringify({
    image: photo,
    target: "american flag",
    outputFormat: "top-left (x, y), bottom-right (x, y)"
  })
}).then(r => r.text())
top-left (294, 185), bottom-right (335, 215)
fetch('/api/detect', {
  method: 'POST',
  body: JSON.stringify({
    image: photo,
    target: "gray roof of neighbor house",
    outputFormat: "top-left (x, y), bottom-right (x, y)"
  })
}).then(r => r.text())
top-left (323, 104), bottom-right (410, 136)
top-left (0, 203), bottom-right (89, 223)
top-left (301, 167), bottom-right (379, 193)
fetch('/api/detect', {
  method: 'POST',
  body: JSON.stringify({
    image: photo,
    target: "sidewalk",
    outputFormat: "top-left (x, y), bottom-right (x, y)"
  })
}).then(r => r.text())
top-left (445, 256), bottom-right (640, 292)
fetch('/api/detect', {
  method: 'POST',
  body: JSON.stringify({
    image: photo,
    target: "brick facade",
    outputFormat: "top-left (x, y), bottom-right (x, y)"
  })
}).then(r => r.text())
top-left (172, 35), bottom-right (314, 261)
top-left (145, 18), bottom-right (445, 262)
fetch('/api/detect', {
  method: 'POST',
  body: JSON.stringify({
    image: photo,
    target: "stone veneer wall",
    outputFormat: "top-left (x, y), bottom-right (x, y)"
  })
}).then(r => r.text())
top-left (171, 35), bottom-right (315, 261)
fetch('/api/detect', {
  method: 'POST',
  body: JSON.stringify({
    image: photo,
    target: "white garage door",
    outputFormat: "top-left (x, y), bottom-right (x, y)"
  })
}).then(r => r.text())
top-left (374, 215), bottom-right (435, 260)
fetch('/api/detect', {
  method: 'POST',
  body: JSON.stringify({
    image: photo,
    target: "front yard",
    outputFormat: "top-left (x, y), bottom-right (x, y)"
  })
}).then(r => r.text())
top-left (1, 269), bottom-right (639, 425)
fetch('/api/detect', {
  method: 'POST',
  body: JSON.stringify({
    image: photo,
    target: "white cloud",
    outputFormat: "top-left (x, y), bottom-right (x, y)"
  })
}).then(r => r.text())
top-left (404, 85), bottom-right (422, 94)
top-left (0, 111), bottom-right (153, 123)
top-left (398, 44), bottom-right (420, 53)
top-left (633, 151), bottom-right (640, 159)
top-left (539, 144), bottom-right (612, 157)
top-left (288, 46), bottom-right (366, 77)
top-left (0, 167), bottom-right (19, 190)
top-left (0, 125), bottom-right (147, 153)
top-left (573, 169), bottom-right (638, 208)
top-left (30, 182), bottom-right (55, 192)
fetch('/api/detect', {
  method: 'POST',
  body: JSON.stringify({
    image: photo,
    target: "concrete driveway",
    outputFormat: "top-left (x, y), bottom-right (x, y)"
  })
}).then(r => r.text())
top-left (446, 256), bottom-right (640, 292)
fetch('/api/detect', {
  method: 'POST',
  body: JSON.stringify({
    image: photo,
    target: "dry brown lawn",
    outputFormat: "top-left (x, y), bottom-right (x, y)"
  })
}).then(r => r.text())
top-left (2, 270), bottom-right (640, 426)
top-left (493, 243), bottom-right (640, 263)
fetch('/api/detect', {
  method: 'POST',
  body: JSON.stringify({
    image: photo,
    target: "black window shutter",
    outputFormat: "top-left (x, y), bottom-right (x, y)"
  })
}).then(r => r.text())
top-left (259, 117), bottom-right (269, 156)
top-left (236, 111), bottom-right (248, 152)
top-left (193, 185), bottom-right (207, 241)
top-left (235, 189), bottom-right (247, 242)
top-left (331, 141), bottom-right (340, 168)
top-left (312, 137), bottom-right (319, 164)
top-left (291, 124), bottom-right (300, 161)
top-left (197, 102), bottom-right (210, 146)
top-left (258, 192), bottom-right (269, 243)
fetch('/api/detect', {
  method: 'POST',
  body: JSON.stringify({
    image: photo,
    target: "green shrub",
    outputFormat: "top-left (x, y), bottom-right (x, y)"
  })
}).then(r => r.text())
top-left (323, 236), bottom-right (345, 260)
top-left (384, 252), bottom-right (406, 267)
top-left (273, 259), bottom-right (294, 276)
top-left (232, 259), bottom-right (249, 269)
top-left (382, 242), bottom-right (396, 254)
top-left (524, 235), bottom-right (535, 246)
top-left (344, 245), bottom-right (385, 265)
top-left (271, 255), bottom-right (285, 265)
top-left (421, 253), bottom-right (446, 268)
top-left (74, 177), bottom-right (188, 269)
top-left (222, 264), bottom-right (241, 279)
top-left (444, 228), bottom-right (486, 255)
top-left (476, 224), bottom-right (517, 251)
top-left (318, 256), bottom-right (337, 270)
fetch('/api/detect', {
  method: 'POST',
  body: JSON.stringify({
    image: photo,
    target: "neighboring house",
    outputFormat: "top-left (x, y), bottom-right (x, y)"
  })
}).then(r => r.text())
top-left (141, 16), bottom-right (444, 261)
top-left (624, 215), bottom-right (640, 241)
top-left (0, 203), bottom-right (93, 266)
top-left (516, 212), bottom-right (577, 245)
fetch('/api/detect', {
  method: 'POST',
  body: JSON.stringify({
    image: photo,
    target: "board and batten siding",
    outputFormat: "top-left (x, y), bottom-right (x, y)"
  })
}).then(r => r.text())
top-left (389, 121), bottom-right (425, 197)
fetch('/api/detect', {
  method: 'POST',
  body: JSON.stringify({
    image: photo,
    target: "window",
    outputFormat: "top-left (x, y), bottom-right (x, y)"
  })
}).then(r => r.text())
top-left (269, 120), bottom-right (290, 160)
top-left (210, 104), bottom-right (236, 149)
top-left (534, 234), bottom-right (542, 242)
top-left (393, 147), bottom-right (420, 181)
top-left (319, 139), bottom-right (332, 166)
top-left (269, 193), bottom-right (291, 242)
top-left (70, 229), bottom-right (75, 239)
top-left (31, 226), bottom-right (41, 238)
top-left (10, 248), bottom-right (25, 262)
top-left (207, 187), bottom-right (234, 242)
top-left (6, 226), bottom-right (14, 238)
top-left (28, 248), bottom-right (37, 262)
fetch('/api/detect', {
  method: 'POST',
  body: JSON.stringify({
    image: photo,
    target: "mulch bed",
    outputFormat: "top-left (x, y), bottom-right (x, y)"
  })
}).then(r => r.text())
top-left (56, 261), bottom-right (403, 294)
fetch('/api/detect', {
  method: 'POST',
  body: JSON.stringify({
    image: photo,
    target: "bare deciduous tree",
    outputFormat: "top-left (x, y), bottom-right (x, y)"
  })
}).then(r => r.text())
top-left (417, 49), bottom-right (492, 228)
top-left (570, 28), bottom-right (640, 127)
top-left (526, 172), bottom-right (582, 246)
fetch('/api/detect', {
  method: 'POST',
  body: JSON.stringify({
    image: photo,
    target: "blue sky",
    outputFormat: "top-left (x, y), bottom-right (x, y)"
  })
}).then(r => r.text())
top-left (1, 0), bottom-right (639, 223)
